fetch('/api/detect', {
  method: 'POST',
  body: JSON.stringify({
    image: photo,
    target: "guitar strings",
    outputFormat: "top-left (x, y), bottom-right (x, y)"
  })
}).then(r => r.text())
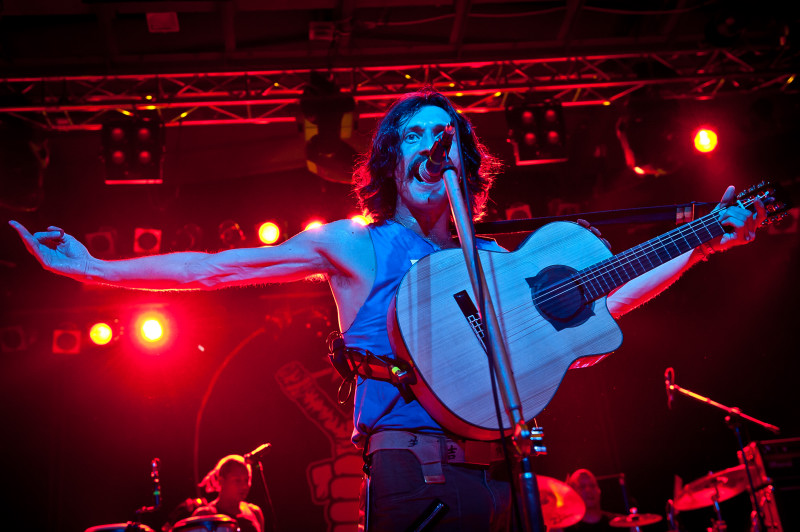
top-left (505, 195), bottom-right (761, 316)
top-left (492, 196), bottom-right (766, 346)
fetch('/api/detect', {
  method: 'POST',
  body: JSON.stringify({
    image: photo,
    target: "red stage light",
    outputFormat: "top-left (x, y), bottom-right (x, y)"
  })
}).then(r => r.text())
top-left (523, 132), bottom-right (536, 146)
top-left (258, 222), bottom-right (280, 245)
top-left (52, 329), bottom-right (81, 354)
top-left (89, 323), bottom-right (114, 346)
top-left (133, 311), bottom-right (171, 350)
top-left (633, 166), bottom-right (646, 175)
top-left (351, 214), bottom-right (370, 226)
top-left (111, 150), bottom-right (126, 165)
top-left (304, 220), bottom-right (324, 231)
top-left (693, 128), bottom-right (718, 153)
top-left (110, 127), bottom-right (126, 142)
top-left (521, 110), bottom-right (535, 125)
top-left (141, 319), bottom-right (163, 342)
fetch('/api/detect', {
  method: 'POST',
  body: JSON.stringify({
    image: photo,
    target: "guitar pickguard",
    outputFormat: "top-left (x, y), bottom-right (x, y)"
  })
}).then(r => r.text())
top-left (526, 265), bottom-right (595, 332)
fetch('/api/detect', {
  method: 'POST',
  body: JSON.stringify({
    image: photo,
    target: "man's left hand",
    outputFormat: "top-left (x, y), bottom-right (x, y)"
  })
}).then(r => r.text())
top-left (709, 185), bottom-right (767, 253)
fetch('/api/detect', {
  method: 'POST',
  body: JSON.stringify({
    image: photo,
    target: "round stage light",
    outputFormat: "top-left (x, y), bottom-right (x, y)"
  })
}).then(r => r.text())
top-left (693, 128), bottom-right (718, 153)
top-left (89, 323), bottom-right (114, 346)
top-left (258, 222), bottom-right (280, 245)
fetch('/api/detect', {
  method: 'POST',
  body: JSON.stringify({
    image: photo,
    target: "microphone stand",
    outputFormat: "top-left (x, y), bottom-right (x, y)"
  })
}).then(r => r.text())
top-left (666, 372), bottom-right (780, 532)
top-left (442, 165), bottom-right (545, 532)
top-left (250, 459), bottom-right (278, 532)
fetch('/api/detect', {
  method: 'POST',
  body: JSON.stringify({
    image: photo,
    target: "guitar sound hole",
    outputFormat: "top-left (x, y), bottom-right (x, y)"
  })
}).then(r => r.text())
top-left (526, 265), bottom-right (594, 332)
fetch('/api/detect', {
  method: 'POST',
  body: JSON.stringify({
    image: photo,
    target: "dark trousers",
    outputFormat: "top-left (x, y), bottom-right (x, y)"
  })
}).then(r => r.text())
top-left (361, 449), bottom-right (512, 531)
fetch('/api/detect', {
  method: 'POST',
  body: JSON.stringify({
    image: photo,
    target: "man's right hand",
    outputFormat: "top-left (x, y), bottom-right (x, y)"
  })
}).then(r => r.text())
top-left (8, 221), bottom-right (92, 278)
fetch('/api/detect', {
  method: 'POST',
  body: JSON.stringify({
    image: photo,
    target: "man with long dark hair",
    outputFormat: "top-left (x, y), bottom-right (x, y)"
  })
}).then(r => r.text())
top-left (10, 88), bottom-right (764, 530)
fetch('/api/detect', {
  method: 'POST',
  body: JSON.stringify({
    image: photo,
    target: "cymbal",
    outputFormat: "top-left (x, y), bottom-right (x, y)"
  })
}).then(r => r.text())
top-left (674, 464), bottom-right (749, 511)
top-left (537, 475), bottom-right (586, 529)
top-left (609, 513), bottom-right (663, 528)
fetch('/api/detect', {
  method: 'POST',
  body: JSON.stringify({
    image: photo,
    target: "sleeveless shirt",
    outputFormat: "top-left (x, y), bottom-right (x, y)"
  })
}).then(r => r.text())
top-left (343, 220), bottom-right (504, 447)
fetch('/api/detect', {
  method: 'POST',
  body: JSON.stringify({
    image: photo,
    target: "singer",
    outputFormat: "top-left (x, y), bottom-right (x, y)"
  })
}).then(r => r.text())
top-left (9, 88), bottom-right (765, 531)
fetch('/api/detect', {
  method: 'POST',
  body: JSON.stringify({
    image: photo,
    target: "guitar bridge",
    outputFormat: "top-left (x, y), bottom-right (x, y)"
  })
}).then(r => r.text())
top-left (453, 290), bottom-right (487, 352)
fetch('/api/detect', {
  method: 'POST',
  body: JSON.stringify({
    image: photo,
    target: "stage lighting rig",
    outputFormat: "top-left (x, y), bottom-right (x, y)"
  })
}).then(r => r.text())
top-left (101, 117), bottom-right (164, 185)
top-left (299, 71), bottom-right (358, 184)
top-left (505, 99), bottom-right (567, 166)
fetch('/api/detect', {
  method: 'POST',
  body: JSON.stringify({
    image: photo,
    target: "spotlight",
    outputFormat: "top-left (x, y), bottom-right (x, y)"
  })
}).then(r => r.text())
top-left (134, 227), bottom-right (162, 255)
top-left (85, 228), bottom-right (117, 259)
top-left (300, 72), bottom-right (359, 184)
top-left (257, 222), bottom-right (281, 245)
top-left (218, 220), bottom-right (245, 249)
top-left (0, 326), bottom-right (27, 353)
top-left (303, 219), bottom-right (325, 231)
top-left (53, 327), bottom-right (81, 354)
top-left (88, 322), bottom-right (115, 346)
top-left (505, 203), bottom-right (532, 220)
top-left (171, 223), bottom-right (203, 251)
top-left (506, 99), bottom-right (567, 165)
top-left (616, 95), bottom-right (683, 177)
top-left (133, 310), bottom-right (172, 351)
top-left (102, 118), bottom-right (164, 184)
top-left (693, 128), bottom-right (718, 153)
top-left (350, 214), bottom-right (370, 226)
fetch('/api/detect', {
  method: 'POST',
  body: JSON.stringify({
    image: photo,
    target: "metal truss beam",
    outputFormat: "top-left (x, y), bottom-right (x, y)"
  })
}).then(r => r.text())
top-left (2, 46), bottom-right (796, 131)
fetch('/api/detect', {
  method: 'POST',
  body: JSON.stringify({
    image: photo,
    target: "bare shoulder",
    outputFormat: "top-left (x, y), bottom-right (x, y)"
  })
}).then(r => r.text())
top-left (313, 219), bottom-right (374, 276)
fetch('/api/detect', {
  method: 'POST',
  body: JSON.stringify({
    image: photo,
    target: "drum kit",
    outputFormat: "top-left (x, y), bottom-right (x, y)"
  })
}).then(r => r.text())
top-left (85, 515), bottom-right (238, 532)
top-left (536, 464), bottom-right (758, 530)
top-left (536, 475), bottom-right (663, 529)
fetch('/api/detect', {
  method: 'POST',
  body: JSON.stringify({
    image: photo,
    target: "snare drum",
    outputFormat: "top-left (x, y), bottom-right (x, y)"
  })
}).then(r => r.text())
top-left (85, 523), bottom-right (155, 532)
top-left (172, 514), bottom-right (239, 532)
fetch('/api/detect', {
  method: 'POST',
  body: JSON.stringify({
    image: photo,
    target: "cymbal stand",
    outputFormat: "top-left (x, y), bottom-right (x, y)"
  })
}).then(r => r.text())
top-left (709, 485), bottom-right (727, 532)
top-left (665, 369), bottom-right (780, 532)
top-left (442, 161), bottom-right (546, 532)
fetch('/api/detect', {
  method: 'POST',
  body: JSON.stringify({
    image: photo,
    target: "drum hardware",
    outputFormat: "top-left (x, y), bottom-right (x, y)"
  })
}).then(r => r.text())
top-left (664, 368), bottom-right (781, 532)
top-left (171, 515), bottom-right (238, 532)
top-left (536, 475), bottom-right (586, 529)
top-left (674, 465), bottom-right (749, 511)
top-left (84, 458), bottom-right (162, 532)
top-left (609, 508), bottom-right (663, 528)
top-left (243, 441), bottom-right (278, 532)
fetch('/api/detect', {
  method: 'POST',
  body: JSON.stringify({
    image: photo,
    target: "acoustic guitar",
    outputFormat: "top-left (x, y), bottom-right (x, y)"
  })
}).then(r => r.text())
top-left (388, 183), bottom-right (788, 441)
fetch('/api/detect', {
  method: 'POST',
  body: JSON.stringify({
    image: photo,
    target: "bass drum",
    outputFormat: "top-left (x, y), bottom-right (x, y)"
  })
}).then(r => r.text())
top-left (172, 514), bottom-right (239, 532)
top-left (85, 524), bottom-right (155, 532)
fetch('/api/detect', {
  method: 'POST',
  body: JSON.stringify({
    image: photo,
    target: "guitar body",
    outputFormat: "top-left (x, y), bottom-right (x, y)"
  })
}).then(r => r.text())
top-left (388, 222), bottom-right (624, 441)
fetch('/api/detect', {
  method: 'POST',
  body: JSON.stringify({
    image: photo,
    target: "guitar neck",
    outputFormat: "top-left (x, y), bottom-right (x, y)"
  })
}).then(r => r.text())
top-left (577, 209), bottom-right (728, 300)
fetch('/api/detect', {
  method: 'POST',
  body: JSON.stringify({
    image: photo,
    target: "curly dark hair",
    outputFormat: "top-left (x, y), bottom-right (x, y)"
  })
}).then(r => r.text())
top-left (353, 88), bottom-right (502, 223)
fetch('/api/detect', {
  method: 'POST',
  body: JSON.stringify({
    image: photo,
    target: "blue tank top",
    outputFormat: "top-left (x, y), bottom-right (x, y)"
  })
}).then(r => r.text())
top-left (343, 220), bottom-right (503, 447)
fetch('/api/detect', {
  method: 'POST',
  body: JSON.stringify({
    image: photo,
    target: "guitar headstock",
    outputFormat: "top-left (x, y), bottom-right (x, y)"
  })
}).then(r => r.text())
top-left (736, 181), bottom-right (792, 225)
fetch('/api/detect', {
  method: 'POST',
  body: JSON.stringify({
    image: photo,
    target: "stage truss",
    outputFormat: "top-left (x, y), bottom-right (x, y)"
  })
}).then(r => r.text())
top-left (1, 45), bottom-right (797, 131)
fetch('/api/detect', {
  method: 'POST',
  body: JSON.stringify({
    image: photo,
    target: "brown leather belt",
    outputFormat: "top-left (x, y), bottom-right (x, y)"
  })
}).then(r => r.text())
top-left (367, 430), bottom-right (505, 484)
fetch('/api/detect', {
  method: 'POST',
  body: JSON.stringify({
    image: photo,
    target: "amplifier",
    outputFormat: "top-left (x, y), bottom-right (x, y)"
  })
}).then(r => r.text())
top-left (757, 437), bottom-right (800, 488)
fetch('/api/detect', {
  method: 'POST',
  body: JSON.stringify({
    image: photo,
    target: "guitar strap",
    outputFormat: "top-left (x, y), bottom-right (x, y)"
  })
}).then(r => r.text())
top-left (326, 331), bottom-right (414, 403)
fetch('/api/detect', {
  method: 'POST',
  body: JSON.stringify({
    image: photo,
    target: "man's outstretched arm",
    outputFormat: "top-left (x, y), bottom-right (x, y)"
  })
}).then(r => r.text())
top-left (8, 219), bottom-right (361, 291)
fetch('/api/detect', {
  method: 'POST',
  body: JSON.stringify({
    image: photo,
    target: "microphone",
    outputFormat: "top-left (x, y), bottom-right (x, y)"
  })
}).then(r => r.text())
top-left (417, 124), bottom-right (456, 183)
top-left (244, 442), bottom-right (272, 463)
top-left (665, 367), bottom-right (675, 410)
top-left (150, 458), bottom-right (162, 510)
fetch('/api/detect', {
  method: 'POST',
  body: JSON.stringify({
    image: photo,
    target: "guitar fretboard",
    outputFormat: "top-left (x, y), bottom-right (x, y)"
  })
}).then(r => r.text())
top-left (577, 212), bottom-right (726, 300)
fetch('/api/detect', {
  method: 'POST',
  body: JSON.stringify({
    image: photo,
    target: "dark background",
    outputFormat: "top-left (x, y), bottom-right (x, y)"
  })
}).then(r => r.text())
top-left (1, 2), bottom-right (799, 531)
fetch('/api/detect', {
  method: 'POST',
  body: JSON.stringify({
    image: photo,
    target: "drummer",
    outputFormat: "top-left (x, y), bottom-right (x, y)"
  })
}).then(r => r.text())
top-left (561, 469), bottom-right (621, 531)
top-left (193, 455), bottom-right (265, 532)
